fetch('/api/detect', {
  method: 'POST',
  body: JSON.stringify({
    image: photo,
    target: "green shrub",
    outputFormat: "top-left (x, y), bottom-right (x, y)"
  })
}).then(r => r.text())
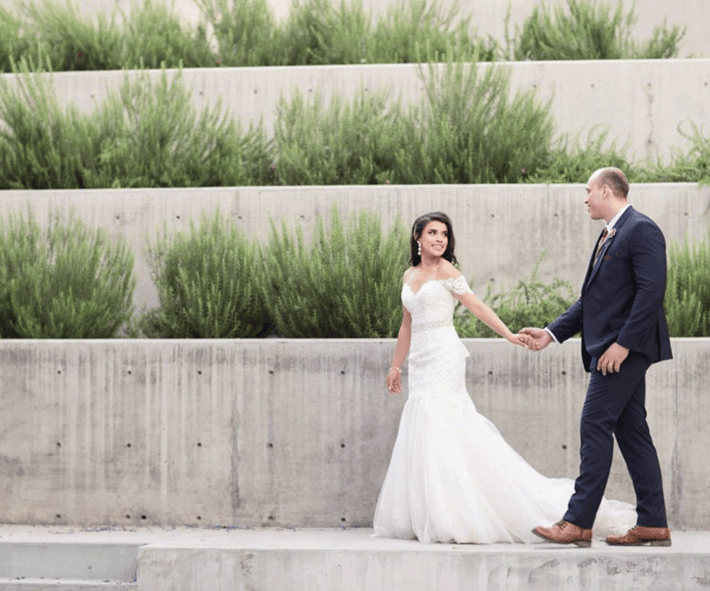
top-left (396, 58), bottom-right (555, 183)
top-left (368, 0), bottom-right (497, 64)
top-left (194, 0), bottom-right (280, 66)
top-left (0, 0), bottom-right (689, 71)
top-left (530, 123), bottom-right (710, 186)
top-left (665, 229), bottom-right (710, 337)
top-left (121, 0), bottom-right (217, 68)
top-left (213, 0), bottom-right (496, 66)
top-left (455, 253), bottom-right (576, 337)
top-left (263, 209), bottom-right (408, 337)
top-left (0, 5), bottom-right (28, 73)
top-left (273, 87), bottom-right (406, 185)
top-left (635, 21), bottom-right (686, 59)
top-left (141, 209), bottom-right (270, 338)
top-left (0, 59), bottom-right (100, 190)
top-left (512, 0), bottom-right (684, 61)
top-left (0, 208), bottom-right (135, 338)
top-left (279, 0), bottom-right (371, 65)
top-left (634, 123), bottom-right (710, 184)
top-left (90, 68), bottom-right (272, 188)
top-left (19, 0), bottom-right (214, 71)
top-left (3, 0), bottom-right (499, 71)
top-left (273, 57), bottom-right (557, 186)
top-left (526, 128), bottom-right (634, 184)
top-left (0, 64), bottom-right (273, 189)
top-left (22, 0), bottom-right (124, 71)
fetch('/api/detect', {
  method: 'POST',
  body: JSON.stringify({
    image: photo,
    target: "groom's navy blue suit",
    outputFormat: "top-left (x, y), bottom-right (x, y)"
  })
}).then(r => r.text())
top-left (547, 205), bottom-right (672, 529)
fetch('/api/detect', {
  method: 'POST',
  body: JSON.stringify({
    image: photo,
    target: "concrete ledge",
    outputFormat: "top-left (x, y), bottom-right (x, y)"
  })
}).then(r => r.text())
top-left (0, 339), bottom-right (708, 529)
top-left (0, 543), bottom-right (138, 581)
top-left (136, 529), bottom-right (710, 591)
top-left (0, 582), bottom-right (136, 590)
top-left (1, 60), bottom-right (709, 161)
top-left (1, 183), bottom-right (708, 312)
top-left (3, 526), bottom-right (710, 591)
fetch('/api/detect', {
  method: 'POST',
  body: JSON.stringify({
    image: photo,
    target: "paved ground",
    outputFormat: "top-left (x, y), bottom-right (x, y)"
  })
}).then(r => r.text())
top-left (1, 524), bottom-right (709, 552)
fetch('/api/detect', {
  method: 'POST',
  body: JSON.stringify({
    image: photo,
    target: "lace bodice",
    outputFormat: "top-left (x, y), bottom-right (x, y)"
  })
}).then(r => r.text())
top-left (401, 273), bottom-right (474, 413)
top-left (402, 275), bottom-right (473, 332)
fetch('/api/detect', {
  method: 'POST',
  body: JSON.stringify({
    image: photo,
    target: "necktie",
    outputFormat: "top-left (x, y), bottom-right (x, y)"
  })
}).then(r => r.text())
top-left (593, 228), bottom-right (609, 266)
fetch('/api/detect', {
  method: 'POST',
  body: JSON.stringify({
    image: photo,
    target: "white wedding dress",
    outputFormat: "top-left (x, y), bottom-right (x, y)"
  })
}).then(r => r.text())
top-left (372, 275), bottom-right (636, 544)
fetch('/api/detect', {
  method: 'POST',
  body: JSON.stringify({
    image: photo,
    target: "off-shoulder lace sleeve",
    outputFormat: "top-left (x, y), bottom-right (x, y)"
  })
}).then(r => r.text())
top-left (443, 275), bottom-right (473, 295)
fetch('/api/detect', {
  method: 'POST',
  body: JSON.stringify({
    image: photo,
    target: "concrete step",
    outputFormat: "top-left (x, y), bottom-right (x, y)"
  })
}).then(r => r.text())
top-left (0, 580), bottom-right (136, 590)
top-left (0, 542), bottom-right (139, 589)
top-left (135, 528), bottom-right (710, 591)
top-left (2, 526), bottom-right (710, 591)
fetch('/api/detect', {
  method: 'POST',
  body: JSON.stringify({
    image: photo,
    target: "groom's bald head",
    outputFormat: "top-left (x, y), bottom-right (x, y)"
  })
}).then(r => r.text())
top-left (588, 167), bottom-right (629, 200)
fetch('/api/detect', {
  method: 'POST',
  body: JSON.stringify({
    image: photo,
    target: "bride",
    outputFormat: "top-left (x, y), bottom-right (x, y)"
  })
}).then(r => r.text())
top-left (372, 211), bottom-right (635, 544)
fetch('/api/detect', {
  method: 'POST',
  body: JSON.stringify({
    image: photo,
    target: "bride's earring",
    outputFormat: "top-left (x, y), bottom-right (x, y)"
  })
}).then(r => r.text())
top-left (417, 241), bottom-right (422, 256)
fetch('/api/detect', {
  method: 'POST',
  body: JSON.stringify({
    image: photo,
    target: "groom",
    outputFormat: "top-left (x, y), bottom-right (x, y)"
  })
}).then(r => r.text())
top-left (522, 167), bottom-right (672, 547)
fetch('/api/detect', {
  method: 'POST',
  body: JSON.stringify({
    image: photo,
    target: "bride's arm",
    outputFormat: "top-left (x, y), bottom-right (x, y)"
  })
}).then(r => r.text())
top-left (387, 306), bottom-right (412, 395)
top-left (456, 291), bottom-right (530, 348)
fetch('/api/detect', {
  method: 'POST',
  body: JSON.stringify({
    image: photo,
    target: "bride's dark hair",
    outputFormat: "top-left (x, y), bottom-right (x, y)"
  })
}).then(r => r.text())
top-left (410, 211), bottom-right (457, 266)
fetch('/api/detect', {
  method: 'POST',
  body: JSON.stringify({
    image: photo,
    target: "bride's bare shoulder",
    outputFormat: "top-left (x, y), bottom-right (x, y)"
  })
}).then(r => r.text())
top-left (438, 260), bottom-right (462, 280)
top-left (403, 266), bottom-right (417, 283)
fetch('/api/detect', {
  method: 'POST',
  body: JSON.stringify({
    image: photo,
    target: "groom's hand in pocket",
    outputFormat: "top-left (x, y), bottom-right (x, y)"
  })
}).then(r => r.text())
top-left (519, 327), bottom-right (552, 352)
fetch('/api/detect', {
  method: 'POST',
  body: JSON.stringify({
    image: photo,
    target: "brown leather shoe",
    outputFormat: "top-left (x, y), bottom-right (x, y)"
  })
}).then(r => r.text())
top-left (532, 520), bottom-right (592, 548)
top-left (605, 525), bottom-right (672, 546)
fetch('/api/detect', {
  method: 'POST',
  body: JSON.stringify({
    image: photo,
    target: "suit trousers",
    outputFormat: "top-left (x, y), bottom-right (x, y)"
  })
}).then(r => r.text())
top-left (563, 351), bottom-right (668, 529)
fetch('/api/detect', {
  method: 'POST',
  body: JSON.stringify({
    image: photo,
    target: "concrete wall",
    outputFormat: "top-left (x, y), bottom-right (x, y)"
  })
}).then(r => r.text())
top-left (0, 338), bottom-right (707, 529)
top-left (1, 0), bottom-right (706, 58)
top-left (1, 183), bottom-right (708, 314)
top-left (2, 59), bottom-right (709, 162)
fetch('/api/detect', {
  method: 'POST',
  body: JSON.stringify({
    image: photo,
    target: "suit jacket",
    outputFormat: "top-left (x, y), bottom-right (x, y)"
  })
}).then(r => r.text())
top-left (548, 206), bottom-right (673, 372)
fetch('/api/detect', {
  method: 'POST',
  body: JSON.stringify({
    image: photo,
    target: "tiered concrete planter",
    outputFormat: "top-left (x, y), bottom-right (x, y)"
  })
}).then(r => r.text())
top-left (0, 3), bottom-right (708, 538)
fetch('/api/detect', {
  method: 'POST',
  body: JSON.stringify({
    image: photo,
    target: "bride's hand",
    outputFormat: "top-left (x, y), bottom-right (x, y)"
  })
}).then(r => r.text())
top-left (519, 327), bottom-right (553, 351)
top-left (386, 367), bottom-right (402, 395)
top-left (508, 333), bottom-right (532, 348)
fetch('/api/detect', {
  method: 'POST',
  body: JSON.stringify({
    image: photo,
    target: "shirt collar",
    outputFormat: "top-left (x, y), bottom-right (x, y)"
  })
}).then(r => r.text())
top-left (606, 204), bottom-right (631, 232)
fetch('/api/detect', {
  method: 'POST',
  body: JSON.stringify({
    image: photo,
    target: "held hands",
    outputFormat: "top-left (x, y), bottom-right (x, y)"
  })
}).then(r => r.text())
top-left (507, 333), bottom-right (532, 348)
top-left (597, 343), bottom-right (629, 375)
top-left (519, 327), bottom-right (553, 352)
top-left (386, 367), bottom-right (402, 395)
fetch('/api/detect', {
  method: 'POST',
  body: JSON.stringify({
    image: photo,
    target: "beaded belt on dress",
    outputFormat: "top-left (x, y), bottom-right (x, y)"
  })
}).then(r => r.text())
top-left (411, 319), bottom-right (453, 333)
